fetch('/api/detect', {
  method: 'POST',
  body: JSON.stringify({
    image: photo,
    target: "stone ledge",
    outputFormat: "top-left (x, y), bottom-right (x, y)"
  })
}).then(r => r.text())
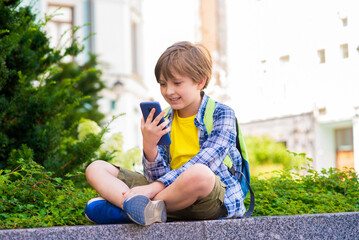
top-left (1, 212), bottom-right (358, 240)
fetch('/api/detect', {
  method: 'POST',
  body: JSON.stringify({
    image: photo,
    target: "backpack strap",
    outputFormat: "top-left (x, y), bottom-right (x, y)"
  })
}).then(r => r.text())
top-left (204, 98), bottom-right (232, 168)
top-left (164, 107), bottom-right (171, 119)
top-left (203, 98), bottom-right (215, 132)
top-left (236, 120), bottom-right (249, 162)
top-left (204, 97), bottom-right (255, 218)
top-left (240, 170), bottom-right (255, 217)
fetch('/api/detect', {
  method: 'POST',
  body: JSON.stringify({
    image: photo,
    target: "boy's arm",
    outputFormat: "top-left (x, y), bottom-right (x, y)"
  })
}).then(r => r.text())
top-left (156, 106), bottom-right (236, 187)
top-left (122, 180), bottom-right (165, 200)
top-left (142, 145), bottom-right (171, 182)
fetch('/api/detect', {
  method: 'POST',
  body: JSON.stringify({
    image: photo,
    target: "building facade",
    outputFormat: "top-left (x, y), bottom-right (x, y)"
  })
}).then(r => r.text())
top-left (226, 0), bottom-right (359, 172)
top-left (24, 0), bottom-right (356, 173)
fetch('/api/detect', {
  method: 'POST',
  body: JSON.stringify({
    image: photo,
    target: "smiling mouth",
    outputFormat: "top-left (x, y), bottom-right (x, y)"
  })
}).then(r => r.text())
top-left (169, 97), bottom-right (180, 102)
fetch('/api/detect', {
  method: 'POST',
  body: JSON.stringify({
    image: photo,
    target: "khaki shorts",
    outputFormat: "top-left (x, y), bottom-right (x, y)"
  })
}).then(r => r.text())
top-left (117, 167), bottom-right (228, 221)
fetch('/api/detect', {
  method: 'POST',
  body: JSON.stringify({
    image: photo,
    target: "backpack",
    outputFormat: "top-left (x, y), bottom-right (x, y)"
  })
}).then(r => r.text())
top-left (165, 97), bottom-right (255, 217)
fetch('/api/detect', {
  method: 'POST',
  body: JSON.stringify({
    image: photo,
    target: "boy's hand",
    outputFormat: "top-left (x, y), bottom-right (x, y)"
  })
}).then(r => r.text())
top-left (141, 108), bottom-right (170, 161)
top-left (122, 182), bottom-right (165, 200)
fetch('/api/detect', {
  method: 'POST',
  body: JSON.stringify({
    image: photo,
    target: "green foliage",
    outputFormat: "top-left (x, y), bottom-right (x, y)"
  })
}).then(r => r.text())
top-left (0, 158), bottom-right (97, 229)
top-left (79, 118), bottom-right (142, 171)
top-left (49, 53), bottom-right (106, 136)
top-left (1, 118), bottom-right (142, 229)
top-left (108, 143), bottom-right (142, 171)
top-left (0, 1), bottom-right (141, 230)
top-left (0, 1), bottom-right (60, 94)
top-left (0, 1), bottom-right (75, 166)
top-left (0, 1), bottom-right (106, 177)
top-left (245, 135), bottom-right (305, 176)
top-left (43, 115), bottom-right (129, 179)
top-left (77, 118), bottom-right (102, 141)
top-left (245, 162), bottom-right (359, 216)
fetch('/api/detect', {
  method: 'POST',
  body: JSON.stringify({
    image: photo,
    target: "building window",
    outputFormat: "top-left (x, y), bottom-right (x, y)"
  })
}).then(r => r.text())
top-left (279, 55), bottom-right (290, 64)
top-left (317, 49), bottom-right (325, 64)
top-left (260, 59), bottom-right (267, 73)
top-left (110, 100), bottom-right (116, 111)
top-left (340, 43), bottom-right (349, 59)
top-left (335, 128), bottom-right (353, 151)
top-left (277, 141), bottom-right (287, 148)
top-left (47, 4), bottom-right (74, 61)
top-left (131, 21), bottom-right (139, 75)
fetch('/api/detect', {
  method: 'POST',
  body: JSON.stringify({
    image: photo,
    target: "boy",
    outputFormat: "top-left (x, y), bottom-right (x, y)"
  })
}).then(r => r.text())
top-left (85, 41), bottom-right (246, 225)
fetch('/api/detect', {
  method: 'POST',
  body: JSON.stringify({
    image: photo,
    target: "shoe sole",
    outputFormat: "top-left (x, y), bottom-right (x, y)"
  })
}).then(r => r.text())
top-left (125, 195), bottom-right (167, 226)
top-left (85, 213), bottom-right (95, 223)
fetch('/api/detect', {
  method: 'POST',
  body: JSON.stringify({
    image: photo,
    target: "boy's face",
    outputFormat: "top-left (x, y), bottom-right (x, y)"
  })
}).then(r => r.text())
top-left (159, 71), bottom-right (205, 118)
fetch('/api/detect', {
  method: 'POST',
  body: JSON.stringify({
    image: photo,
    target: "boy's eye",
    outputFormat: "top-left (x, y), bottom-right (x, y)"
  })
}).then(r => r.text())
top-left (159, 82), bottom-right (166, 87)
top-left (174, 82), bottom-right (181, 85)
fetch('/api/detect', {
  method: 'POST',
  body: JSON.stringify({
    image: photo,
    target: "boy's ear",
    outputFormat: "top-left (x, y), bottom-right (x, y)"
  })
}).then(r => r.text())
top-left (197, 77), bottom-right (207, 90)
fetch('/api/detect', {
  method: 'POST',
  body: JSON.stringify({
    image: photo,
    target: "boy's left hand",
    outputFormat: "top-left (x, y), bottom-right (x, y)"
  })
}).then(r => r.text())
top-left (122, 181), bottom-right (165, 200)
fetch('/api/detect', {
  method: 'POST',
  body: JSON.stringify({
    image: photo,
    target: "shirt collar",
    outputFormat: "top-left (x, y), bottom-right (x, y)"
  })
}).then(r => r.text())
top-left (194, 91), bottom-right (208, 130)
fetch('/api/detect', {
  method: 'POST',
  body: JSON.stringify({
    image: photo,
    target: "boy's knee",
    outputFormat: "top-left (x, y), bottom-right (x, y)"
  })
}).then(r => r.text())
top-left (189, 164), bottom-right (212, 176)
top-left (185, 164), bottom-right (215, 188)
top-left (86, 160), bottom-right (120, 181)
top-left (85, 160), bottom-right (107, 178)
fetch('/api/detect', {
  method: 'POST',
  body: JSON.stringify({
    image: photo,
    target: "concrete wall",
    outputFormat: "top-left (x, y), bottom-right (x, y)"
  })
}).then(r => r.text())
top-left (241, 112), bottom-right (316, 160)
top-left (352, 116), bottom-right (359, 171)
top-left (314, 123), bottom-right (336, 170)
top-left (240, 111), bottom-right (359, 171)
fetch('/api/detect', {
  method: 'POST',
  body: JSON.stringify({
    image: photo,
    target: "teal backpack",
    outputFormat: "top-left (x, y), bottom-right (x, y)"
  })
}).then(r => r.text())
top-left (165, 98), bottom-right (255, 217)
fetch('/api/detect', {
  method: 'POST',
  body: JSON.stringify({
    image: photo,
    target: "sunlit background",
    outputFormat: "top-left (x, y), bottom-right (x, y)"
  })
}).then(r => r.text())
top-left (24, 0), bottom-right (358, 174)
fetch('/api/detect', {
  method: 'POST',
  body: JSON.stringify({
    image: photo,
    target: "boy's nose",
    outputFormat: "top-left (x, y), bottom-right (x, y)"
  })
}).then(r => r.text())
top-left (166, 85), bottom-right (175, 95)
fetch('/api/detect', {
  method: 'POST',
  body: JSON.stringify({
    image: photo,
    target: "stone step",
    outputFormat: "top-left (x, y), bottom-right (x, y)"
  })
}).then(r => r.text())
top-left (1, 212), bottom-right (358, 240)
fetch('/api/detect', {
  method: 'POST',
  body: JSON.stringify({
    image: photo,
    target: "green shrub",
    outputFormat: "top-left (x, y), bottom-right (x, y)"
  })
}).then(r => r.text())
top-left (0, 158), bottom-right (97, 229)
top-left (1, 157), bottom-right (358, 229)
top-left (245, 164), bottom-right (359, 216)
top-left (78, 119), bottom-right (142, 172)
top-left (0, 118), bottom-right (142, 229)
top-left (245, 135), bottom-right (306, 177)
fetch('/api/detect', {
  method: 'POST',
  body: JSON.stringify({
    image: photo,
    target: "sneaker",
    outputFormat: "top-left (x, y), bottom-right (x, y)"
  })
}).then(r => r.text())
top-left (85, 197), bottom-right (131, 224)
top-left (123, 195), bottom-right (167, 226)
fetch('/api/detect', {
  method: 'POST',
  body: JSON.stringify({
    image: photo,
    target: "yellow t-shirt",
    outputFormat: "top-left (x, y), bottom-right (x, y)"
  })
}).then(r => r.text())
top-left (170, 111), bottom-right (200, 170)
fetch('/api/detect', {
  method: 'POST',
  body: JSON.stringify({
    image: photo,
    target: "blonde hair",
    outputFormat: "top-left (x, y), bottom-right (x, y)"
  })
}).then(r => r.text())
top-left (154, 41), bottom-right (212, 89)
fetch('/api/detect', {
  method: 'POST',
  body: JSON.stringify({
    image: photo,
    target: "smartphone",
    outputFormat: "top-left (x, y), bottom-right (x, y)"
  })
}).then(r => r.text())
top-left (140, 101), bottom-right (171, 145)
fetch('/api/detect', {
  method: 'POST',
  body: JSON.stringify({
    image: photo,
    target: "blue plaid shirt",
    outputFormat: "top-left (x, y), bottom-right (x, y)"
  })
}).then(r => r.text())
top-left (142, 93), bottom-right (246, 218)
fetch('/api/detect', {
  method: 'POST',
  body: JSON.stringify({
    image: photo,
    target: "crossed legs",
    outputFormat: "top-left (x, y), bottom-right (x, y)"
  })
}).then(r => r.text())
top-left (85, 160), bottom-right (216, 212)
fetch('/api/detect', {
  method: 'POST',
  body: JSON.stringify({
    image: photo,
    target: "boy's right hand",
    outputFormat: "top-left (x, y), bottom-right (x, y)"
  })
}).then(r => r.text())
top-left (141, 108), bottom-right (170, 161)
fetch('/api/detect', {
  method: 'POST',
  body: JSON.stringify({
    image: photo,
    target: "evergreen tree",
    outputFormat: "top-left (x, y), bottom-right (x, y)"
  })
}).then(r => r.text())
top-left (49, 53), bottom-right (106, 137)
top-left (0, 0), bottom-right (107, 176)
